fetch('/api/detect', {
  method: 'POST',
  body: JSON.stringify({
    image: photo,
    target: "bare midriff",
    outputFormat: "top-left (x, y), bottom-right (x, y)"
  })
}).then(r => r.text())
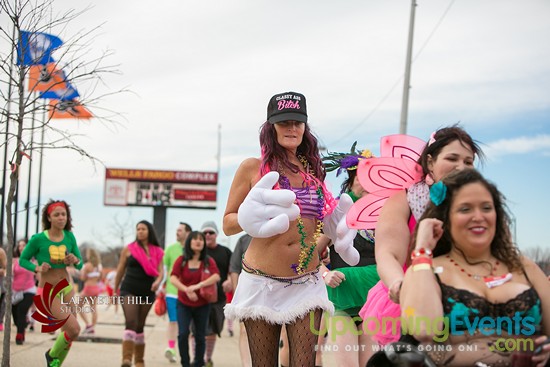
top-left (243, 217), bottom-right (320, 277)
top-left (39, 267), bottom-right (72, 288)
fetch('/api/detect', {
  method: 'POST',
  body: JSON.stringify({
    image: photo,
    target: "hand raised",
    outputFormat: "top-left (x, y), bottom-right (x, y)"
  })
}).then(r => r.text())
top-left (237, 171), bottom-right (300, 238)
top-left (416, 218), bottom-right (444, 251)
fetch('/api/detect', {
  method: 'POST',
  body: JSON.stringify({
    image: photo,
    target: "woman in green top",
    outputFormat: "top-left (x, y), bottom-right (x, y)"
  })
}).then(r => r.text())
top-left (20, 199), bottom-right (83, 367)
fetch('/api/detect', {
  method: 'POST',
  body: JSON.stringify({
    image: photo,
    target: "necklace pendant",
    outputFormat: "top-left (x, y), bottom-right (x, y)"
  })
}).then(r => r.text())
top-left (472, 274), bottom-right (481, 281)
top-left (484, 273), bottom-right (513, 289)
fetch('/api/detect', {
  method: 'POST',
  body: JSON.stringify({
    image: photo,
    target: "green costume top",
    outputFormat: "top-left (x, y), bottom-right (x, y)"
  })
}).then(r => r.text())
top-left (163, 242), bottom-right (184, 296)
top-left (20, 230), bottom-right (83, 272)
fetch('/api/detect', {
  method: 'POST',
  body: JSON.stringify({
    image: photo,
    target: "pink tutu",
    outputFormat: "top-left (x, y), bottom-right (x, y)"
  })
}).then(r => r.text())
top-left (358, 280), bottom-right (401, 345)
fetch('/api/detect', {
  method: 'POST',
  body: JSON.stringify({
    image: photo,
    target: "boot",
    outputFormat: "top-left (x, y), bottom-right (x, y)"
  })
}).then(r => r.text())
top-left (121, 340), bottom-right (134, 367)
top-left (134, 343), bottom-right (145, 367)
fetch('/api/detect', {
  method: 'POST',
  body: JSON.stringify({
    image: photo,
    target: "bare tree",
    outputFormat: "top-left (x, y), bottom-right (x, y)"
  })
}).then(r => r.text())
top-left (0, 1), bottom-right (125, 364)
top-left (92, 210), bottom-right (135, 249)
top-left (90, 211), bottom-right (135, 267)
top-left (522, 246), bottom-right (550, 275)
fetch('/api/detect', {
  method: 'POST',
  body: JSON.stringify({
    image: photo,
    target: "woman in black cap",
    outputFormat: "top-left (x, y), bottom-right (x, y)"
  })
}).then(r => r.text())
top-left (223, 91), bottom-right (358, 366)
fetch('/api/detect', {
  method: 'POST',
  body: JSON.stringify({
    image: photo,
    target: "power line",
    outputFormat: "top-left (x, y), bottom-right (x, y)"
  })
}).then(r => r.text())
top-left (328, 0), bottom-right (456, 146)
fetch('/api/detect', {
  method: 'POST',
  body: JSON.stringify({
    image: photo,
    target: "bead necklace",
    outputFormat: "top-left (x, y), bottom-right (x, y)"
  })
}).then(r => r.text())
top-left (279, 155), bottom-right (325, 275)
top-left (446, 255), bottom-right (499, 281)
top-left (359, 229), bottom-right (375, 244)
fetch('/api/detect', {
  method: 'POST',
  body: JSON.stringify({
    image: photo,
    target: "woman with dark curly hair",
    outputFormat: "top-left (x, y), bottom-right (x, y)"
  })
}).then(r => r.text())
top-left (19, 199), bottom-right (83, 366)
top-left (399, 169), bottom-right (550, 366)
top-left (114, 220), bottom-right (164, 367)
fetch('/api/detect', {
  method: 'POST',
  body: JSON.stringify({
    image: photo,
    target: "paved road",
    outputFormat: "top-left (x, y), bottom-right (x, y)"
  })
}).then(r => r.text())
top-left (2, 303), bottom-right (243, 367)
top-left (1, 303), bottom-right (339, 366)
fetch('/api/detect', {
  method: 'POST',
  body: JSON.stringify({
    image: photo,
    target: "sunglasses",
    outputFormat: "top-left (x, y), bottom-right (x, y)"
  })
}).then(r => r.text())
top-left (203, 231), bottom-right (216, 235)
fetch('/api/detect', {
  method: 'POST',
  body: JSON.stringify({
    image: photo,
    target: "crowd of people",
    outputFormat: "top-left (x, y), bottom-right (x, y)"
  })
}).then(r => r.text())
top-left (1, 91), bottom-right (549, 367)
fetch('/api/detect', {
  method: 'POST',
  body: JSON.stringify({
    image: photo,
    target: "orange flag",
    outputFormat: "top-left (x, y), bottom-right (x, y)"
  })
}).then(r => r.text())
top-left (28, 63), bottom-right (67, 92)
top-left (49, 99), bottom-right (93, 119)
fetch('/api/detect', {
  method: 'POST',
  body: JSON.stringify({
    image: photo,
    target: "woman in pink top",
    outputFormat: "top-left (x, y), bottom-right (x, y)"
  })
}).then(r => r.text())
top-left (12, 239), bottom-right (37, 345)
top-left (359, 125), bottom-right (484, 352)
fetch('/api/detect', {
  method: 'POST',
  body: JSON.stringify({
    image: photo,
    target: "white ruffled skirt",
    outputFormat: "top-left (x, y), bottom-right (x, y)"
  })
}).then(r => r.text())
top-left (224, 270), bottom-right (334, 324)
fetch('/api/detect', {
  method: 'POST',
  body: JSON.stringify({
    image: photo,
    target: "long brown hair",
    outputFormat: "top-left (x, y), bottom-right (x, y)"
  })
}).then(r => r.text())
top-left (258, 121), bottom-right (325, 180)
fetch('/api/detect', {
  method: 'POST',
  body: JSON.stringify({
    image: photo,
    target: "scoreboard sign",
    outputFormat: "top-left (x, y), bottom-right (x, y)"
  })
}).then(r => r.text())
top-left (104, 168), bottom-right (218, 209)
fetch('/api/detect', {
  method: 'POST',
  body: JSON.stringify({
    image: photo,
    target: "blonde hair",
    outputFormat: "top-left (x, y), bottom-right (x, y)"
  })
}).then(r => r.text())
top-left (86, 248), bottom-right (101, 267)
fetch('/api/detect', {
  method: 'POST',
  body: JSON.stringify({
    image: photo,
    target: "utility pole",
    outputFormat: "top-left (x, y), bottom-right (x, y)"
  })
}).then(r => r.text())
top-left (399, 0), bottom-right (417, 134)
top-left (216, 124), bottom-right (221, 174)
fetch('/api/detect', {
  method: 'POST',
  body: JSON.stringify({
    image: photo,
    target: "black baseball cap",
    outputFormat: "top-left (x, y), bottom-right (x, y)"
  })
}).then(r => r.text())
top-left (267, 91), bottom-right (308, 124)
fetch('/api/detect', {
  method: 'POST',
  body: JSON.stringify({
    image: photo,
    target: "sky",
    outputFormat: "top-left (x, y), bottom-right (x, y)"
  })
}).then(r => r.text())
top-left (2, 0), bottom-right (550, 252)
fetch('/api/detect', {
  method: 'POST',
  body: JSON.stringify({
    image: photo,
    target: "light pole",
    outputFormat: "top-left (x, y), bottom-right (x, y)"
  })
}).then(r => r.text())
top-left (399, 0), bottom-right (417, 134)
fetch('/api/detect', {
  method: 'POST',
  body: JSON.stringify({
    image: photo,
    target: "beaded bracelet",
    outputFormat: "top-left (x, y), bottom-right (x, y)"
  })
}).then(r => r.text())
top-left (411, 256), bottom-right (433, 266)
top-left (412, 263), bottom-right (432, 272)
top-left (411, 248), bottom-right (433, 260)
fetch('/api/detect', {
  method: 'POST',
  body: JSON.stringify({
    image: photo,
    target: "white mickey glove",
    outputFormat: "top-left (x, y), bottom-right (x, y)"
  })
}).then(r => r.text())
top-left (323, 193), bottom-right (359, 266)
top-left (237, 171), bottom-right (300, 238)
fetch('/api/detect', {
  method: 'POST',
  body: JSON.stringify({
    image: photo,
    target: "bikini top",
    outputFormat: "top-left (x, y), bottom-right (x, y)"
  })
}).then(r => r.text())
top-left (291, 186), bottom-right (322, 219)
top-left (87, 264), bottom-right (102, 279)
top-left (435, 273), bottom-right (542, 333)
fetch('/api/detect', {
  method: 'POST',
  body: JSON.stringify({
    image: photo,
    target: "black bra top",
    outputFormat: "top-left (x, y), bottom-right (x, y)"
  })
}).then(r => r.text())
top-left (435, 274), bottom-right (542, 332)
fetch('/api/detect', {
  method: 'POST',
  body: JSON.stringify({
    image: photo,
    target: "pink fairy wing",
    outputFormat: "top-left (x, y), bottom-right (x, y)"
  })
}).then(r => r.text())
top-left (347, 189), bottom-right (396, 229)
top-left (380, 134), bottom-right (426, 162)
top-left (357, 157), bottom-right (423, 193)
top-left (348, 134), bottom-right (425, 231)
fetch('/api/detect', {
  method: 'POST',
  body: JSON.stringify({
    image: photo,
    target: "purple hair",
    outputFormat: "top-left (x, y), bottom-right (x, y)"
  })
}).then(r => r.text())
top-left (258, 121), bottom-right (325, 181)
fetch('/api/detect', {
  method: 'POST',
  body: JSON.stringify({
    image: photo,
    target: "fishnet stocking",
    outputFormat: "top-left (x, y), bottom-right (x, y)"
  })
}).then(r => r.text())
top-left (286, 309), bottom-right (322, 367)
top-left (243, 319), bottom-right (282, 367)
top-left (243, 309), bottom-right (323, 367)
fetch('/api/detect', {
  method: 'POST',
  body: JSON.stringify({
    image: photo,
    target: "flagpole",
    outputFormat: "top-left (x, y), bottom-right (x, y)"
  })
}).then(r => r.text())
top-left (0, 20), bottom-right (18, 244)
top-left (1, 100), bottom-right (10, 245)
top-left (24, 96), bottom-right (36, 240)
top-left (216, 124), bottom-right (221, 174)
top-left (35, 102), bottom-right (46, 233)
top-left (399, 0), bottom-right (417, 134)
top-left (13, 177), bottom-right (19, 242)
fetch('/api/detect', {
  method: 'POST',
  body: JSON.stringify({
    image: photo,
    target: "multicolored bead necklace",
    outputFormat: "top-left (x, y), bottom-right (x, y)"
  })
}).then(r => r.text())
top-left (279, 155), bottom-right (325, 275)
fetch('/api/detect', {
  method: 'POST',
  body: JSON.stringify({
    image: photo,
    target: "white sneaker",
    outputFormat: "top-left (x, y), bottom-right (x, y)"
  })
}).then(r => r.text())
top-left (82, 325), bottom-right (95, 335)
top-left (164, 348), bottom-right (177, 363)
